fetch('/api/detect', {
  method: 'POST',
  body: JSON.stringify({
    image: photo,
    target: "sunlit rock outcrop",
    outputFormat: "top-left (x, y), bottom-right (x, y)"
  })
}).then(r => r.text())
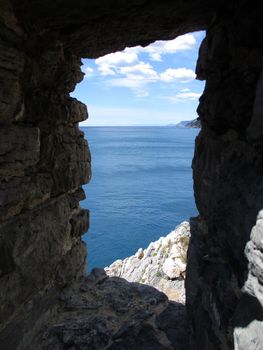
top-left (105, 222), bottom-right (190, 303)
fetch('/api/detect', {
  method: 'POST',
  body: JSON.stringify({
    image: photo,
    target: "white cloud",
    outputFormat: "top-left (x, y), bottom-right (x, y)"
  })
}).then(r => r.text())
top-left (93, 33), bottom-right (198, 96)
top-left (176, 92), bottom-right (201, 100)
top-left (160, 68), bottom-right (196, 82)
top-left (97, 64), bottom-right (116, 76)
top-left (162, 34), bottom-right (197, 52)
top-left (150, 52), bottom-right (162, 61)
top-left (105, 65), bottom-right (195, 96)
top-left (108, 77), bottom-right (149, 97)
top-left (106, 62), bottom-right (158, 97)
top-left (181, 88), bottom-right (190, 92)
top-left (95, 51), bottom-right (138, 76)
top-left (84, 67), bottom-right (94, 78)
top-left (95, 33), bottom-right (197, 76)
top-left (96, 51), bottom-right (138, 66)
top-left (143, 34), bottom-right (197, 61)
top-left (120, 62), bottom-right (158, 80)
top-left (109, 77), bottom-right (146, 88)
top-left (162, 91), bottom-right (201, 102)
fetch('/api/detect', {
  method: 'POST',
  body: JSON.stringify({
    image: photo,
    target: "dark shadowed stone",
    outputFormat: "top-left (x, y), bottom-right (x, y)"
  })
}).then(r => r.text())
top-left (102, 278), bottom-right (139, 314)
top-left (133, 282), bottom-right (168, 305)
top-left (89, 267), bottom-right (110, 284)
top-left (68, 188), bottom-right (86, 209)
top-left (0, 126), bottom-right (40, 176)
top-left (56, 241), bottom-right (87, 286)
top-left (70, 208), bottom-right (89, 237)
top-left (186, 9), bottom-right (263, 344)
top-left (156, 303), bottom-right (190, 350)
top-left (112, 310), bottom-right (154, 340)
top-left (99, 277), bottom-right (167, 314)
top-left (63, 293), bottom-right (103, 311)
top-left (0, 173), bottom-right (53, 221)
top-left (0, 35), bottom-right (24, 123)
top-left (40, 125), bottom-right (91, 195)
top-left (1, 1), bottom-right (263, 349)
top-left (108, 323), bottom-right (169, 350)
top-left (12, 0), bottom-right (216, 57)
top-left (0, 195), bottom-right (73, 324)
top-left (44, 317), bottom-right (111, 350)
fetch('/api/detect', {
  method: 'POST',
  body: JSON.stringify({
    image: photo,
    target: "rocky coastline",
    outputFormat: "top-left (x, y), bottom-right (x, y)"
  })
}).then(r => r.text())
top-left (105, 221), bottom-right (190, 303)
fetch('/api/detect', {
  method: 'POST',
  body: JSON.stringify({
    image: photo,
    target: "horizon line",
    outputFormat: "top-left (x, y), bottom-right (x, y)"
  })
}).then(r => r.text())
top-left (80, 124), bottom-right (191, 127)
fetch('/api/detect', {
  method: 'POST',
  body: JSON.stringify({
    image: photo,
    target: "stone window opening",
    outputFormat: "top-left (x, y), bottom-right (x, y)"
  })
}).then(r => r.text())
top-left (70, 33), bottom-right (204, 279)
top-left (1, 2), bottom-right (263, 349)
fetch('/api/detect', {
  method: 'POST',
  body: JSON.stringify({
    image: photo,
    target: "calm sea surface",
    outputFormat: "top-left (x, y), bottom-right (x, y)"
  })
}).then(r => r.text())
top-left (81, 126), bottom-right (199, 271)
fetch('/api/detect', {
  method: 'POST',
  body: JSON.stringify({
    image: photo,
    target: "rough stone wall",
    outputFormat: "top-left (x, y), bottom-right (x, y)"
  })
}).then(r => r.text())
top-left (187, 3), bottom-right (263, 349)
top-left (0, 2), bottom-right (90, 348)
top-left (0, 1), bottom-right (215, 347)
top-left (0, 0), bottom-right (263, 349)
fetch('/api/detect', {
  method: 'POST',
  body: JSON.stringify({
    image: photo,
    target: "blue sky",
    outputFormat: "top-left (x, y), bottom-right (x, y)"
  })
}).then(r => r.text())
top-left (73, 31), bottom-right (205, 126)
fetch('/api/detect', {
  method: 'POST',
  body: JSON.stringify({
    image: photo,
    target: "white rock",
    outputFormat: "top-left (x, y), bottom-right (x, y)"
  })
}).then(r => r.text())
top-left (105, 221), bottom-right (190, 302)
top-left (135, 248), bottom-right (144, 259)
top-left (162, 257), bottom-right (182, 279)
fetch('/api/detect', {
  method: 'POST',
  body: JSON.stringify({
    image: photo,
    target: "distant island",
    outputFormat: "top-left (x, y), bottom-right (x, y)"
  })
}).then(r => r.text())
top-left (174, 118), bottom-right (201, 128)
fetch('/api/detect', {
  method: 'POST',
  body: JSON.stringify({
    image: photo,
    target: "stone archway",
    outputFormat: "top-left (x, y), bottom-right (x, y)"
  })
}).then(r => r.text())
top-left (0, 1), bottom-right (263, 349)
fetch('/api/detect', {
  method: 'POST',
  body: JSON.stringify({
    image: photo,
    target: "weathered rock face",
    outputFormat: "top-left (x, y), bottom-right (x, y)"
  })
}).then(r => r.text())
top-left (186, 5), bottom-right (263, 349)
top-left (0, 2), bottom-right (90, 348)
top-left (105, 221), bottom-right (190, 303)
top-left (186, 119), bottom-right (201, 128)
top-left (0, 0), bottom-right (263, 349)
top-left (233, 211), bottom-right (263, 349)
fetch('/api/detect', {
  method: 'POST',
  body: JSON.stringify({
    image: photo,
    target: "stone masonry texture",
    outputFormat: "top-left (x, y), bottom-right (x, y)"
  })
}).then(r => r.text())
top-left (0, 1), bottom-right (263, 349)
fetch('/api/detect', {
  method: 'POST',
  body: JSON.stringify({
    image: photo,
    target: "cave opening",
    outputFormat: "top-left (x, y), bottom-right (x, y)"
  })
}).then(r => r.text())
top-left (1, 1), bottom-right (263, 349)
top-left (71, 32), bottom-right (205, 279)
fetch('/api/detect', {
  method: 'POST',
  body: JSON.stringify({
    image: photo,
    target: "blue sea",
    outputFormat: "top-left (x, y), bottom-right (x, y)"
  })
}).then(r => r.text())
top-left (81, 126), bottom-right (199, 271)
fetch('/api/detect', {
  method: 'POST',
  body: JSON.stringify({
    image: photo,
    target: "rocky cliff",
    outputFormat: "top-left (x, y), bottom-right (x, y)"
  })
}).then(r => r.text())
top-left (105, 221), bottom-right (190, 303)
top-left (1, 1), bottom-right (263, 349)
top-left (186, 119), bottom-right (201, 128)
top-left (175, 119), bottom-right (201, 128)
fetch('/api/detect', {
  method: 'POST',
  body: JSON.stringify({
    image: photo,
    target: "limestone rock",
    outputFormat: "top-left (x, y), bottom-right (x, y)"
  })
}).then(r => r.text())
top-left (105, 221), bottom-right (190, 303)
top-left (233, 211), bottom-right (263, 349)
top-left (162, 257), bottom-right (184, 280)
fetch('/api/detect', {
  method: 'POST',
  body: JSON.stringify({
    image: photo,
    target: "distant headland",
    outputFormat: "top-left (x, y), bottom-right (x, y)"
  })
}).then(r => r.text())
top-left (168, 118), bottom-right (201, 128)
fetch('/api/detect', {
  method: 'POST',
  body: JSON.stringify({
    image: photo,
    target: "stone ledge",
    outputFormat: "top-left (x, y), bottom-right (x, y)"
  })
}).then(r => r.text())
top-left (39, 270), bottom-right (190, 350)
